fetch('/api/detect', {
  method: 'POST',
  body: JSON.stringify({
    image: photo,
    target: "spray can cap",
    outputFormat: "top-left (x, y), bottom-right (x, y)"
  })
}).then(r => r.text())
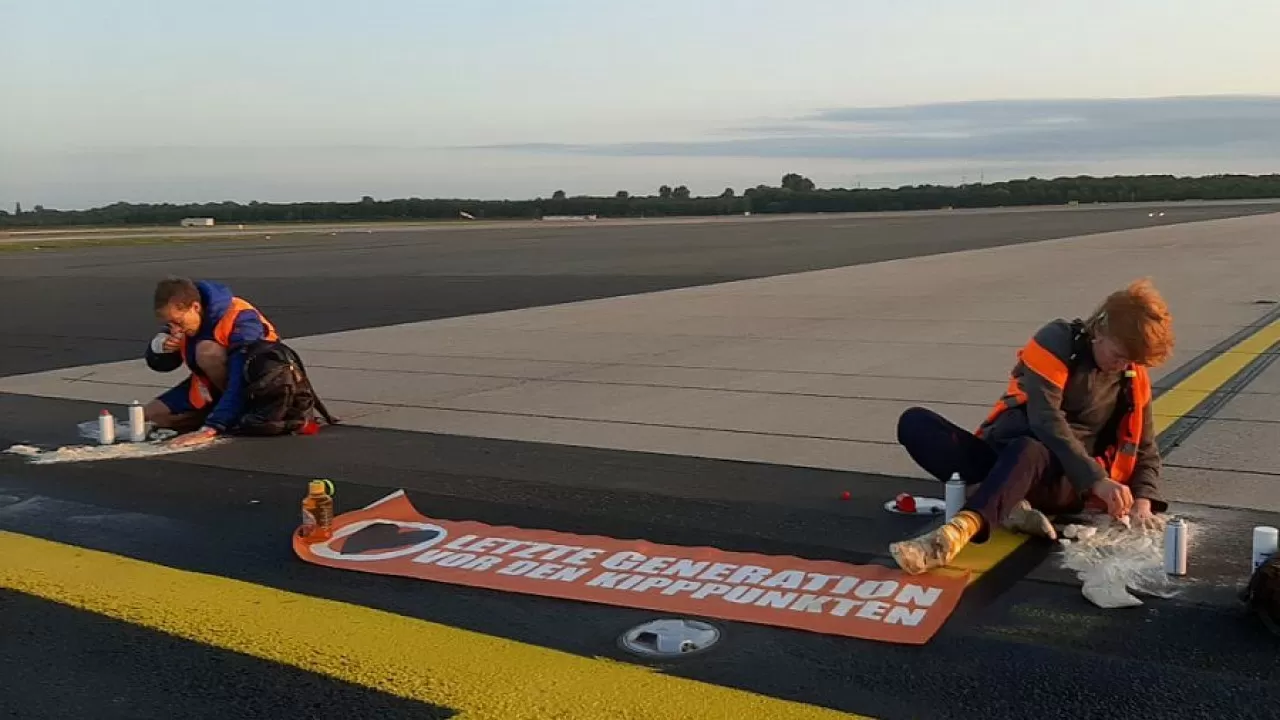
top-left (100, 409), bottom-right (111, 416)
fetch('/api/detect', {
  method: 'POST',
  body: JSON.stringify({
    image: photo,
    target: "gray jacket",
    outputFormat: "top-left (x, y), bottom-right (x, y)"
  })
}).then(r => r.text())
top-left (980, 319), bottom-right (1165, 511)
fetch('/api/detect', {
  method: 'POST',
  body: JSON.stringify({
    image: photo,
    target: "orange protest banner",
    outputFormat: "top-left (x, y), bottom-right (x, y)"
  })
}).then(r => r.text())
top-left (294, 490), bottom-right (970, 645)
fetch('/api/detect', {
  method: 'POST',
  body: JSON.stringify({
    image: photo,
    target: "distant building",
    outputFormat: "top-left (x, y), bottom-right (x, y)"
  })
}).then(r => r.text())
top-left (180, 217), bottom-right (215, 227)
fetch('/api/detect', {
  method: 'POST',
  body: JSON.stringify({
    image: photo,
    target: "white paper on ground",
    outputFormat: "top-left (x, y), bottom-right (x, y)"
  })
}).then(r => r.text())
top-left (1082, 575), bottom-right (1144, 609)
top-left (1058, 514), bottom-right (1189, 609)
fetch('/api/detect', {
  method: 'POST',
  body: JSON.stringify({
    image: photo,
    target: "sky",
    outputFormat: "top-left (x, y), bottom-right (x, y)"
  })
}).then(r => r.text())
top-left (3, 0), bottom-right (1280, 210)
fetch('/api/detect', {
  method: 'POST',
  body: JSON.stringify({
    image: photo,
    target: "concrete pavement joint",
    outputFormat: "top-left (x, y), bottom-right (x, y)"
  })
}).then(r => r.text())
top-left (1165, 416), bottom-right (1280, 426)
top-left (1166, 463), bottom-right (1280, 479)
top-left (301, 349), bottom-right (1021, 382)
top-left (338, 400), bottom-right (910, 446)
top-left (305, 364), bottom-right (995, 408)
top-left (414, 334), bottom-right (743, 408)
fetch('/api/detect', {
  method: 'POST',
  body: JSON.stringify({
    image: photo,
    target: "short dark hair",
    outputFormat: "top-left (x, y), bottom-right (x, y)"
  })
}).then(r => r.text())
top-left (154, 277), bottom-right (200, 311)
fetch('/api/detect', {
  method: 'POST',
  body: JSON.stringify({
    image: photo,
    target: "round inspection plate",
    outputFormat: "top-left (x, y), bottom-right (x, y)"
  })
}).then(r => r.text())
top-left (883, 496), bottom-right (947, 515)
top-left (619, 618), bottom-right (721, 659)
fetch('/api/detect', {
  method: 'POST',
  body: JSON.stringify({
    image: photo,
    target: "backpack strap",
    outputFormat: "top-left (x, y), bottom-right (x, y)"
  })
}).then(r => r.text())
top-left (1065, 318), bottom-right (1089, 371)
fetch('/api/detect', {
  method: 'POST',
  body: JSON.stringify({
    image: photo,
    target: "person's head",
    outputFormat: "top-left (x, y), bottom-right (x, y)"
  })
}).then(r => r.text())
top-left (1085, 277), bottom-right (1175, 372)
top-left (154, 277), bottom-right (203, 336)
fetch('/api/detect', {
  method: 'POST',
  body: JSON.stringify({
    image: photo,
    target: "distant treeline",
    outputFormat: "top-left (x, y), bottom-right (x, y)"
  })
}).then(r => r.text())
top-left (5, 172), bottom-right (1280, 228)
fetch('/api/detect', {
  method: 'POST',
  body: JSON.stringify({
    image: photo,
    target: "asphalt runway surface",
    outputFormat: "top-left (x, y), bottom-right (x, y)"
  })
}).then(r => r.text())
top-left (5, 201), bottom-right (1280, 379)
top-left (4, 203), bottom-right (1280, 719)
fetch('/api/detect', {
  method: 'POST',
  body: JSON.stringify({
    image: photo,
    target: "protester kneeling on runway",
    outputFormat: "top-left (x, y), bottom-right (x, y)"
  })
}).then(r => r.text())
top-left (889, 278), bottom-right (1175, 575)
top-left (143, 277), bottom-right (333, 448)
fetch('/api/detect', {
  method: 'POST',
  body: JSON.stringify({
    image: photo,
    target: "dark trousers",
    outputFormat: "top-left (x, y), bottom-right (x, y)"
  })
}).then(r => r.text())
top-left (896, 406), bottom-right (1081, 542)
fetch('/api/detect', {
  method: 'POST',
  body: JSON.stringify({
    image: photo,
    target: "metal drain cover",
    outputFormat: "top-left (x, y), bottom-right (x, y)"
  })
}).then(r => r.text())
top-left (619, 618), bottom-right (720, 658)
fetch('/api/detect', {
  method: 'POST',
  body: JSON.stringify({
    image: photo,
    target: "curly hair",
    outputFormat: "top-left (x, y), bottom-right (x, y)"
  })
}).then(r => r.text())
top-left (1086, 277), bottom-right (1175, 367)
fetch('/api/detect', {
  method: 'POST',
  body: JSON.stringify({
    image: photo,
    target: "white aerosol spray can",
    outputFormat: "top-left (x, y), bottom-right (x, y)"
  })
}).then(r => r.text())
top-left (97, 409), bottom-right (116, 445)
top-left (945, 472), bottom-right (965, 521)
top-left (1252, 526), bottom-right (1278, 572)
top-left (1164, 516), bottom-right (1188, 576)
top-left (128, 400), bottom-right (147, 442)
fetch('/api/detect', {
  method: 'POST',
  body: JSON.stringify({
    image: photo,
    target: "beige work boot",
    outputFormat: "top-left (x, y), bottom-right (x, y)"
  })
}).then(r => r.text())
top-left (889, 510), bottom-right (982, 575)
top-left (1002, 500), bottom-right (1057, 540)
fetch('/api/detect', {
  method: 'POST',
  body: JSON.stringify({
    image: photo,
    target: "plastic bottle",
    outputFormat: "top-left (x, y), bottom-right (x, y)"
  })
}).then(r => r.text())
top-left (128, 401), bottom-right (147, 442)
top-left (945, 472), bottom-right (965, 521)
top-left (300, 479), bottom-right (335, 542)
top-left (97, 409), bottom-right (116, 445)
top-left (1253, 526), bottom-right (1278, 572)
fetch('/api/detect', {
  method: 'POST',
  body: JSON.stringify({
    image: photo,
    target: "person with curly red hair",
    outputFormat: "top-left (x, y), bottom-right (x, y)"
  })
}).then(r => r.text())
top-left (890, 278), bottom-right (1175, 575)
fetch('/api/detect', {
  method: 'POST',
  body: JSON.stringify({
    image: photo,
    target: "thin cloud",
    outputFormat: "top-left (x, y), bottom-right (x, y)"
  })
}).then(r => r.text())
top-left (481, 95), bottom-right (1280, 162)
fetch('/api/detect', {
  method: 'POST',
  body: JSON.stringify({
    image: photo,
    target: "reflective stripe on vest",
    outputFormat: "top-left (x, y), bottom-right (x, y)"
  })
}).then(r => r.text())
top-left (973, 337), bottom-right (1066, 437)
top-left (180, 297), bottom-right (280, 410)
top-left (975, 336), bottom-right (1150, 485)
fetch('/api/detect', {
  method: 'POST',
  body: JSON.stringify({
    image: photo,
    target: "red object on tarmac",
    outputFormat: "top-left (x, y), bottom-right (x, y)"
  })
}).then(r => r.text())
top-left (299, 418), bottom-right (320, 435)
top-left (895, 493), bottom-right (917, 513)
top-left (840, 491), bottom-right (851, 501)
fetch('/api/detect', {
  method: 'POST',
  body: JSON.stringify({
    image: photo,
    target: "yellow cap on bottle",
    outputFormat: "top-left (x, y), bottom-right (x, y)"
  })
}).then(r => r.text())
top-left (309, 479), bottom-right (334, 495)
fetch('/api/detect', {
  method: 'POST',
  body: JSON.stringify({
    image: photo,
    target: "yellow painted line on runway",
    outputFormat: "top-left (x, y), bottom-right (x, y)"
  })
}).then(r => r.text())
top-left (1150, 318), bottom-right (1280, 434)
top-left (947, 531), bottom-right (1026, 583)
top-left (946, 316), bottom-right (1280, 582)
top-left (0, 531), bottom-right (867, 720)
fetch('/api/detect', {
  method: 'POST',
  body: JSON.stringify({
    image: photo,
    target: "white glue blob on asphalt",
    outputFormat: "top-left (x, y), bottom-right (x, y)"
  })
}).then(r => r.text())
top-left (4, 438), bottom-right (224, 465)
top-left (1058, 514), bottom-right (1192, 609)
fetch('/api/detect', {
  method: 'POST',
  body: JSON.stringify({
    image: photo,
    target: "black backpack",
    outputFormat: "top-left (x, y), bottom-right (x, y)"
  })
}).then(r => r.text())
top-left (1241, 554), bottom-right (1280, 638)
top-left (233, 340), bottom-right (337, 436)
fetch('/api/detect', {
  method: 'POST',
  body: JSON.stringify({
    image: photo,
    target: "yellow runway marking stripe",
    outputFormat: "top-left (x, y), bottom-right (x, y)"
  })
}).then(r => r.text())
top-left (948, 316), bottom-right (1280, 578)
top-left (1151, 319), bottom-right (1280, 434)
top-left (949, 530), bottom-right (1025, 583)
top-left (0, 531), bottom-right (867, 720)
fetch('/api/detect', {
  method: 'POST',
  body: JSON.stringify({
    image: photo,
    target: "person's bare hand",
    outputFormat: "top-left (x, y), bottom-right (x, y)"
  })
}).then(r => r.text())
top-left (1091, 478), bottom-right (1133, 519)
top-left (168, 427), bottom-right (217, 449)
top-left (151, 332), bottom-right (182, 354)
top-left (1131, 498), bottom-right (1157, 529)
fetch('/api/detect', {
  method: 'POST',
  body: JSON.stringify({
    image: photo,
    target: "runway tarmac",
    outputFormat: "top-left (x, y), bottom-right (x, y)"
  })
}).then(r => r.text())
top-left (5, 201), bottom-right (1280, 379)
top-left (4, 202), bottom-right (1280, 719)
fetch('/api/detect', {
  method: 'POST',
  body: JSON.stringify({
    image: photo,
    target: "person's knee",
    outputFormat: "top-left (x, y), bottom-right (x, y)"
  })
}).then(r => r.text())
top-left (194, 341), bottom-right (227, 375)
top-left (143, 399), bottom-right (171, 423)
top-left (897, 406), bottom-right (935, 446)
top-left (144, 399), bottom-right (194, 430)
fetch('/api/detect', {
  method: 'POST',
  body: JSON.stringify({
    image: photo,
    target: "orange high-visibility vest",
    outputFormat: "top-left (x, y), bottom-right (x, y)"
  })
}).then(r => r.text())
top-left (179, 297), bottom-right (279, 410)
top-left (975, 335), bottom-right (1151, 485)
